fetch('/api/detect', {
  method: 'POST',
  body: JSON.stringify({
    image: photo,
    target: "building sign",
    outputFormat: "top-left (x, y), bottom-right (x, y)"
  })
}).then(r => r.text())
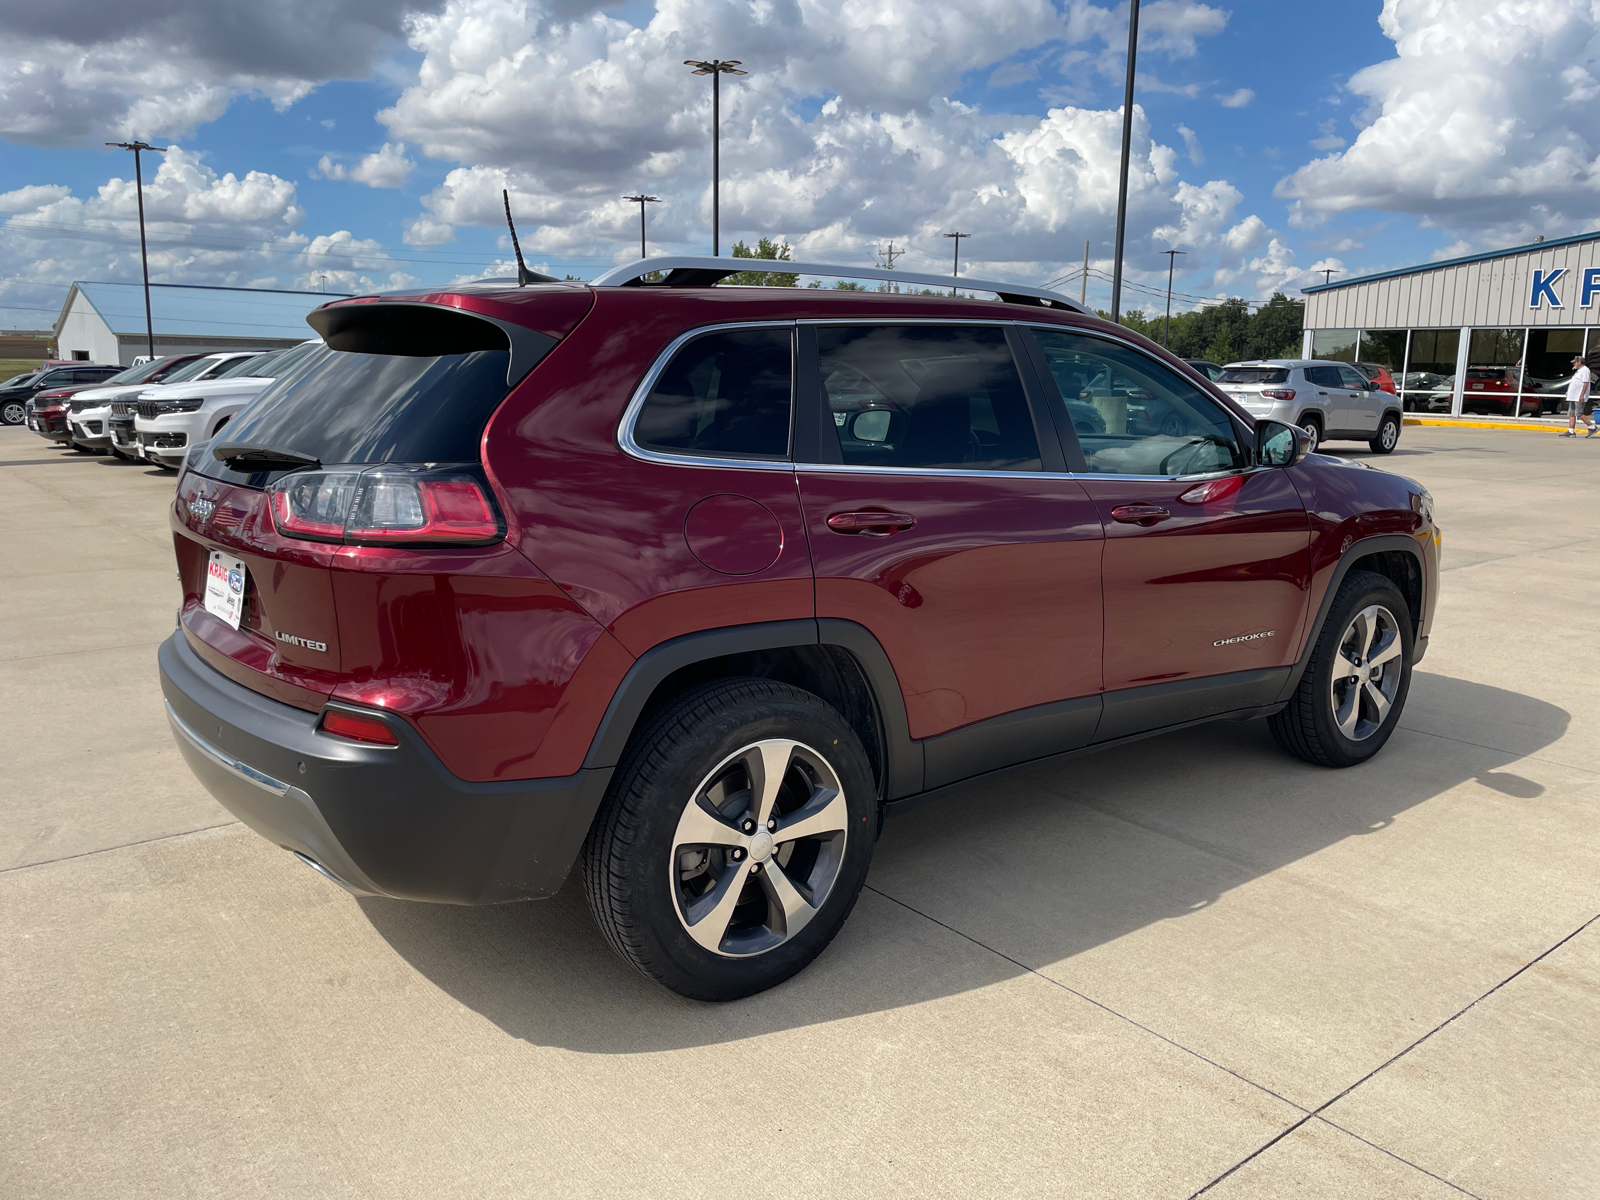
top-left (1529, 266), bottom-right (1600, 308)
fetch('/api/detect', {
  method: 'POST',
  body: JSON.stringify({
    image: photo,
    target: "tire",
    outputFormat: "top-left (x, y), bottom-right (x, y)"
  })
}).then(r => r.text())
top-left (583, 678), bottom-right (878, 1001)
top-left (1369, 413), bottom-right (1400, 454)
top-left (1, 400), bottom-right (23, 426)
top-left (1296, 414), bottom-right (1323, 453)
top-left (1270, 570), bottom-right (1413, 768)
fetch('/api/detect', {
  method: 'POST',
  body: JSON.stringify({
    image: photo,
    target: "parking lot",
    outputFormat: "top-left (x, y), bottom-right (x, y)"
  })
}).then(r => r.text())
top-left (2, 423), bottom-right (1595, 1199)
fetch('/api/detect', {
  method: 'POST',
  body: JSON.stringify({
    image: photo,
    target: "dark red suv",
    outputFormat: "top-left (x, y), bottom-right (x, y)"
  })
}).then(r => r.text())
top-left (160, 260), bottom-right (1440, 1000)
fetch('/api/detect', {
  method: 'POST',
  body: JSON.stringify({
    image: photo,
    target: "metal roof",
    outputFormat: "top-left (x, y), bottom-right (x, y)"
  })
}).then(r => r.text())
top-left (1303, 230), bottom-right (1600, 294)
top-left (58, 281), bottom-right (352, 339)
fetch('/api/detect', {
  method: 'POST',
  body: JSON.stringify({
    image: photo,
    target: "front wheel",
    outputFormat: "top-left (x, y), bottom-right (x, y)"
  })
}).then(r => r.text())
top-left (1, 400), bottom-right (22, 426)
top-left (583, 678), bottom-right (878, 1001)
top-left (1369, 413), bottom-right (1400, 454)
top-left (1297, 415), bottom-right (1322, 452)
top-left (1270, 570), bottom-right (1412, 767)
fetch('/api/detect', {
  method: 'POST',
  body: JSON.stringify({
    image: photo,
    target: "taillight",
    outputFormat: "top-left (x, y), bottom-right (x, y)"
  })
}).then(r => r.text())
top-left (319, 707), bottom-right (400, 746)
top-left (267, 465), bottom-right (502, 546)
top-left (1260, 389), bottom-right (1296, 401)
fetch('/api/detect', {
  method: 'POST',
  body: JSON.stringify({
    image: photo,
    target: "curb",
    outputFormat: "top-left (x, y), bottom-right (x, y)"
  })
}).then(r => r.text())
top-left (1403, 417), bottom-right (1572, 433)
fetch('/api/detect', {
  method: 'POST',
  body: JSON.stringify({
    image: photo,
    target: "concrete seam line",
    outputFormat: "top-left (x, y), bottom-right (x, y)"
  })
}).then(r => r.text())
top-left (861, 884), bottom-right (1308, 1113)
top-left (1187, 908), bottom-right (1600, 1198)
top-left (0, 821), bottom-right (242, 876)
top-left (0, 640), bottom-right (166, 664)
top-left (1312, 1115), bottom-right (1486, 1199)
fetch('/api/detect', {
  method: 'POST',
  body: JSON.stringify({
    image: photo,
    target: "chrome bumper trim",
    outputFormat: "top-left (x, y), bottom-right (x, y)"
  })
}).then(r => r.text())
top-left (164, 699), bottom-right (291, 797)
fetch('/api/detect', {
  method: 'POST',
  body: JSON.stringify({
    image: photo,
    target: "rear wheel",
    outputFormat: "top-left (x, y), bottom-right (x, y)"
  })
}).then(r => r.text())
top-left (583, 678), bottom-right (877, 1001)
top-left (1270, 570), bottom-right (1412, 767)
top-left (1296, 414), bottom-right (1322, 452)
top-left (1369, 413), bottom-right (1400, 454)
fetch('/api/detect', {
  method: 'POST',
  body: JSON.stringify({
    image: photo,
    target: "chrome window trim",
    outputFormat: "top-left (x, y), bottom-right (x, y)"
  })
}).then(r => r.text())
top-left (616, 320), bottom-right (799, 473)
top-left (616, 316), bottom-right (1257, 484)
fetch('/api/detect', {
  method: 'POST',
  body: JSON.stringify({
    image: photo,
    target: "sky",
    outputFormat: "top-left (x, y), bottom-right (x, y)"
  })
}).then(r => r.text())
top-left (3, 0), bottom-right (1599, 332)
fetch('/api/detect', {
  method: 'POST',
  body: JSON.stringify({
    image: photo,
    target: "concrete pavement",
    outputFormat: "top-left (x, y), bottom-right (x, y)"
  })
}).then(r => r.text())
top-left (2, 424), bottom-right (1596, 1198)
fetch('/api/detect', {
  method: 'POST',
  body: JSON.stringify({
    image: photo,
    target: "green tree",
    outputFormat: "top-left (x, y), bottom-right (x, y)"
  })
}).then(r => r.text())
top-left (1241, 293), bottom-right (1304, 360)
top-left (1203, 326), bottom-right (1236, 366)
top-left (726, 237), bottom-right (798, 287)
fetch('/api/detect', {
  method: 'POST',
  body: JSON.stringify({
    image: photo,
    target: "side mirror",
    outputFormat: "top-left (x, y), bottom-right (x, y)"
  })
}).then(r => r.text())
top-left (1257, 420), bottom-right (1309, 468)
top-left (847, 408), bottom-right (893, 443)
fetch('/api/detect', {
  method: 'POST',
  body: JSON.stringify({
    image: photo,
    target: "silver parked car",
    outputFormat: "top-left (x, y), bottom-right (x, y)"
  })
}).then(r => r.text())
top-left (1216, 359), bottom-right (1405, 454)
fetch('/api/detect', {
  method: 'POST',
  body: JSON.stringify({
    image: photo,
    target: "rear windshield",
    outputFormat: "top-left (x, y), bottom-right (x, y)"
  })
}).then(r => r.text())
top-left (1466, 368), bottom-right (1505, 379)
top-left (190, 346), bottom-right (512, 486)
top-left (1217, 367), bottom-right (1288, 385)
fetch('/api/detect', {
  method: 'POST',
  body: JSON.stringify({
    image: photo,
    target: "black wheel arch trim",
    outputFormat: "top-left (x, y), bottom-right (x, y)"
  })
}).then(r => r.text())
top-left (1278, 533), bottom-right (1427, 703)
top-left (580, 618), bottom-right (924, 799)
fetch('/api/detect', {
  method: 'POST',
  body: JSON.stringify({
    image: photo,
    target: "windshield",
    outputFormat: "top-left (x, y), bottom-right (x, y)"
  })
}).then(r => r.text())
top-left (1218, 367), bottom-right (1289, 385)
top-left (214, 355), bottom-right (265, 379)
top-left (2, 372), bottom-right (37, 388)
top-left (158, 356), bottom-right (222, 385)
top-left (103, 358), bottom-right (171, 386)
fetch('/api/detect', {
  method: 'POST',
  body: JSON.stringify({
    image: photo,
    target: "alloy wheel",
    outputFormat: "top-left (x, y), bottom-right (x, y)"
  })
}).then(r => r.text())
top-left (670, 739), bottom-right (850, 958)
top-left (2, 401), bottom-right (23, 425)
top-left (1300, 420), bottom-right (1320, 452)
top-left (1379, 419), bottom-right (1398, 450)
top-left (1329, 603), bottom-right (1402, 741)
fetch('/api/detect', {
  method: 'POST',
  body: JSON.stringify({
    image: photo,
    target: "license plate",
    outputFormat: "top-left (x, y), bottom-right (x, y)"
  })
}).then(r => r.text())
top-left (204, 549), bottom-right (247, 630)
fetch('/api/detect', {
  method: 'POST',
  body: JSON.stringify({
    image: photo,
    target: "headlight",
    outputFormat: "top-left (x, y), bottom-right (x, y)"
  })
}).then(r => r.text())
top-left (1410, 488), bottom-right (1434, 525)
top-left (167, 398), bottom-right (205, 413)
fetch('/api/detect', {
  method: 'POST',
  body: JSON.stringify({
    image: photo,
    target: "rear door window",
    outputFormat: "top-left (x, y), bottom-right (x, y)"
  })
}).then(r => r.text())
top-left (816, 325), bottom-right (1041, 471)
top-left (633, 327), bottom-right (793, 459)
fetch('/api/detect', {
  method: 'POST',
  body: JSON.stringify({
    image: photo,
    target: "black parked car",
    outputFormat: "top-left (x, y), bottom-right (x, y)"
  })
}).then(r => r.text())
top-left (1, 363), bottom-right (121, 425)
top-left (1183, 359), bottom-right (1226, 382)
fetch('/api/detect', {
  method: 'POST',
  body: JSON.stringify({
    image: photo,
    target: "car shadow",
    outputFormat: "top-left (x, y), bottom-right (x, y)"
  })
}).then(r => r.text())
top-left (356, 670), bottom-right (1568, 1051)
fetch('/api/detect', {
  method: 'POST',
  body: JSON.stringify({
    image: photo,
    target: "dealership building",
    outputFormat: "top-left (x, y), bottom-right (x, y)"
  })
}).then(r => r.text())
top-left (54, 281), bottom-right (346, 365)
top-left (1300, 231), bottom-right (1600, 417)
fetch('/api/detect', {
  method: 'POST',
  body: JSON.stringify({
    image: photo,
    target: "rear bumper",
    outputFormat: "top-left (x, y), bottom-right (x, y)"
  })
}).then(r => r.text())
top-left (158, 631), bottom-right (612, 904)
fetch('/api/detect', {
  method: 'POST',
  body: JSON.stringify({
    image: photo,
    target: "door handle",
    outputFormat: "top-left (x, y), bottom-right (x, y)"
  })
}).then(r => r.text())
top-left (1110, 504), bottom-right (1171, 526)
top-left (826, 510), bottom-right (917, 537)
top-left (1317, 391), bottom-right (1329, 396)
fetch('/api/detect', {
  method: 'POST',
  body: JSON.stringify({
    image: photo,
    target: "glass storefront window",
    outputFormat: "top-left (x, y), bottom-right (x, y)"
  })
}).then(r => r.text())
top-left (1357, 330), bottom-right (1406, 400)
top-left (1398, 328), bottom-right (1458, 414)
top-left (1464, 328), bottom-right (1531, 417)
top-left (1524, 329), bottom-right (1584, 417)
top-left (1312, 329), bottom-right (1357, 362)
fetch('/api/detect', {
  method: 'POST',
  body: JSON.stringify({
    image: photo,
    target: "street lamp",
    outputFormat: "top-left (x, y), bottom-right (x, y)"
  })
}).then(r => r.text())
top-left (1110, 0), bottom-right (1140, 325)
top-left (1162, 248), bottom-right (1185, 347)
top-left (623, 194), bottom-right (661, 259)
top-left (105, 139), bottom-right (168, 360)
top-left (944, 231), bottom-right (970, 296)
top-left (683, 58), bottom-right (747, 255)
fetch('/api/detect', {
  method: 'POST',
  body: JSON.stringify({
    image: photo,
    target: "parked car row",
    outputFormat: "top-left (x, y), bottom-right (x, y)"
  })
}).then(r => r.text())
top-left (1215, 359), bottom-right (1406, 453)
top-left (20, 343), bottom-right (322, 469)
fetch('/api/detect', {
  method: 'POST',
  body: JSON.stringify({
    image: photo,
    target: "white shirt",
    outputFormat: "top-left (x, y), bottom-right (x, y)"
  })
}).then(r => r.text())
top-left (1566, 365), bottom-right (1591, 405)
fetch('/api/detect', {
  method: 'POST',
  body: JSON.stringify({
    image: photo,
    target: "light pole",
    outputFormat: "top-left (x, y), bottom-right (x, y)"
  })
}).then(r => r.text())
top-left (623, 194), bottom-right (660, 259)
top-left (1162, 248), bottom-right (1185, 347)
top-left (683, 59), bottom-right (747, 255)
top-left (1321, 268), bottom-right (1337, 285)
top-left (106, 139), bottom-right (168, 360)
top-left (944, 231), bottom-right (970, 296)
top-left (1110, 0), bottom-right (1140, 325)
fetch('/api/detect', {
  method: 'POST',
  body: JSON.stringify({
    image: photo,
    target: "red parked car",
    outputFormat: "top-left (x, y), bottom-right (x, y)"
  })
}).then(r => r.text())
top-left (1461, 367), bottom-right (1539, 416)
top-left (25, 375), bottom-right (123, 443)
top-left (160, 259), bottom-right (1440, 1000)
top-left (1353, 362), bottom-right (1397, 395)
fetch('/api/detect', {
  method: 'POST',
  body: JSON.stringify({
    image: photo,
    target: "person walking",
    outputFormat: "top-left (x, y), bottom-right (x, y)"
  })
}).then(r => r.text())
top-left (1559, 353), bottom-right (1596, 437)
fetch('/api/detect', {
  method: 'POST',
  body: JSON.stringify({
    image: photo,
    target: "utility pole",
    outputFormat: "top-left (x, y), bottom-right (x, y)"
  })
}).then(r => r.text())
top-left (944, 232), bottom-right (970, 296)
top-left (1110, 0), bottom-right (1140, 325)
top-left (683, 59), bottom-right (747, 255)
top-left (876, 241), bottom-right (904, 291)
top-left (623, 193), bottom-right (660, 259)
top-left (105, 139), bottom-right (168, 360)
top-left (1082, 239), bottom-right (1090, 307)
top-left (1162, 248), bottom-right (1186, 347)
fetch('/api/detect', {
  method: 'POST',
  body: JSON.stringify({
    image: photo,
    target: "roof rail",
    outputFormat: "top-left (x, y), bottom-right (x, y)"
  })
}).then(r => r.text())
top-left (587, 255), bottom-right (1085, 313)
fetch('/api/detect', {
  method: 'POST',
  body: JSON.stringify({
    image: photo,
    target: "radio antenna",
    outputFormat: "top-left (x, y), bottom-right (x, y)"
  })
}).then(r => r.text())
top-left (502, 189), bottom-right (550, 286)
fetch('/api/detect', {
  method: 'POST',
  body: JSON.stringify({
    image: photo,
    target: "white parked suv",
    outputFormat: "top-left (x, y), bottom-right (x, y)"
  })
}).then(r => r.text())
top-left (67, 354), bottom-right (207, 457)
top-left (108, 352), bottom-right (263, 458)
top-left (1216, 359), bottom-right (1405, 454)
top-left (133, 342), bottom-right (320, 469)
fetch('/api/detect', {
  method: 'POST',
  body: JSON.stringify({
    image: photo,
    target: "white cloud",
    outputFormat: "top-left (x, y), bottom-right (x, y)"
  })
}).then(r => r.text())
top-left (1177, 123), bottom-right (1203, 164)
top-left (0, 0), bottom-right (440, 145)
top-left (1139, 0), bottom-right (1230, 57)
top-left (1278, 0), bottom-right (1600, 244)
top-left (1308, 119), bottom-right (1346, 151)
top-left (1217, 87), bottom-right (1254, 108)
top-left (316, 142), bottom-right (416, 188)
top-left (403, 214), bottom-right (456, 245)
